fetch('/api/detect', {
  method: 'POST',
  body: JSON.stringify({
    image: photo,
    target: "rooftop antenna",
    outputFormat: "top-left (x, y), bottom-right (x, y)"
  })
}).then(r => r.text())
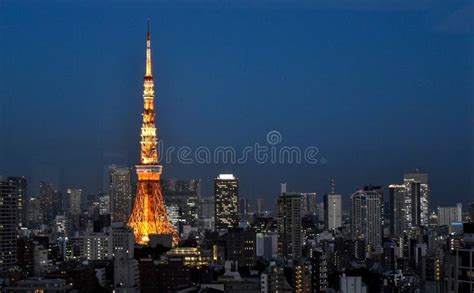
top-left (330, 179), bottom-right (336, 194)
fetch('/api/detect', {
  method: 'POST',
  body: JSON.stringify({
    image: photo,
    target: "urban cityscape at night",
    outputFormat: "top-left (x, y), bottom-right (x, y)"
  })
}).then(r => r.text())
top-left (0, 1), bottom-right (473, 292)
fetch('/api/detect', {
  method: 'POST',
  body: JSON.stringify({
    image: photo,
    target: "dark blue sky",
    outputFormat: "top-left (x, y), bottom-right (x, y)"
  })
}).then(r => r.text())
top-left (1, 0), bottom-right (473, 207)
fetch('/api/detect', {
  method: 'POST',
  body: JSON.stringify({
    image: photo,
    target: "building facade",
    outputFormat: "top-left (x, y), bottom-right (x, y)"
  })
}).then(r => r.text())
top-left (0, 178), bottom-right (18, 272)
top-left (324, 193), bottom-right (342, 230)
top-left (351, 187), bottom-right (383, 249)
top-left (437, 204), bottom-right (462, 227)
top-left (277, 193), bottom-right (302, 260)
top-left (214, 174), bottom-right (239, 231)
top-left (109, 165), bottom-right (133, 224)
top-left (404, 173), bottom-right (429, 227)
top-left (389, 184), bottom-right (409, 238)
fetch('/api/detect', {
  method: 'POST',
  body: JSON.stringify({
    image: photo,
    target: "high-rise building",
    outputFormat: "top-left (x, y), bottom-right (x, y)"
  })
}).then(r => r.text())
top-left (261, 264), bottom-right (292, 293)
top-left (40, 182), bottom-right (62, 225)
top-left (109, 165), bottom-right (133, 223)
top-left (311, 249), bottom-right (328, 293)
top-left (389, 184), bottom-right (409, 238)
top-left (214, 174), bottom-right (239, 231)
top-left (226, 228), bottom-right (257, 267)
top-left (404, 173), bottom-right (429, 227)
top-left (54, 215), bottom-right (70, 238)
top-left (0, 178), bottom-right (18, 272)
top-left (7, 177), bottom-right (27, 227)
top-left (256, 198), bottom-right (265, 215)
top-left (294, 265), bottom-right (312, 293)
top-left (67, 188), bottom-right (83, 215)
top-left (446, 246), bottom-right (474, 292)
top-left (277, 193), bottom-right (302, 260)
top-left (162, 179), bottom-right (200, 227)
top-left (199, 197), bottom-right (215, 219)
top-left (437, 204), bottom-right (462, 227)
top-left (351, 186), bottom-right (383, 249)
top-left (301, 193), bottom-right (317, 216)
top-left (239, 197), bottom-right (249, 216)
top-left (324, 193), bottom-right (342, 230)
top-left (281, 182), bottom-right (287, 195)
top-left (27, 197), bottom-right (42, 228)
top-left (128, 24), bottom-right (179, 247)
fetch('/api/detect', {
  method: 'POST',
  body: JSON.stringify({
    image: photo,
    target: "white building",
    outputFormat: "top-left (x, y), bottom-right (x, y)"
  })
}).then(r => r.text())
top-left (324, 193), bottom-right (342, 230)
top-left (82, 233), bottom-right (111, 260)
top-left (256, 233), bottom-right (278, 260)
top-left (438, 204), bottom-right (462, 227)
top-left (111, 223), bottom-right (135, 259)
top-left (339, 274), bottom-right (367, 293)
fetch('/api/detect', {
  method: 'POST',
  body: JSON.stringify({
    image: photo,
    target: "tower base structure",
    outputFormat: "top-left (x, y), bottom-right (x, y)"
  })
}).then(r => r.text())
top-left (128, 165), bottom-right (179, 247)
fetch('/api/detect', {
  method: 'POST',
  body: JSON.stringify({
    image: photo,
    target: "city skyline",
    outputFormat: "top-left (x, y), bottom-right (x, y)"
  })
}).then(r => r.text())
top-left (0, 2), bottom-right (473, 291)
top-left (1, 1), bottom-right (472, 206)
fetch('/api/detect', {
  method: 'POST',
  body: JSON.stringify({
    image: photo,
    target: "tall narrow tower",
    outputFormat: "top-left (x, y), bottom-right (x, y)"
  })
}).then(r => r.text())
top-left (128, 22), bottom-right (179, 246)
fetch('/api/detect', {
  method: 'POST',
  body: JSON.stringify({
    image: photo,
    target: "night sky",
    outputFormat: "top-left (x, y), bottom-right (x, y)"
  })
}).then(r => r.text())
top-left (0, 0), bottom-right (473, 207)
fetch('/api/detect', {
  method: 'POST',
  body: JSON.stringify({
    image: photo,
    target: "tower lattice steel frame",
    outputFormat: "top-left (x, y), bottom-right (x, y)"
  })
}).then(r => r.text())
top-left (128, 22), bottom-right (180, 247)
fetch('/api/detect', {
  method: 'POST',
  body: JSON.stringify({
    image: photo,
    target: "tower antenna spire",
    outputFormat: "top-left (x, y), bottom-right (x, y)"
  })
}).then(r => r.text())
top-left (129, 19), bottom-right (180, 247)
top-left (147, 18), bottom-right (150, 39)
top-left (145, 19), bottom-right (152, 77)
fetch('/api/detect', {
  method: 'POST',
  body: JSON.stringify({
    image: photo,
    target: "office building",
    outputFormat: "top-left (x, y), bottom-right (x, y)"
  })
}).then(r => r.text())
top-left (214, 174), bottom-right (239, 231)
top-left (111, 222), bottom-right (135, 259)
top-left (7, 177), bottom-right (27, 227)
top-left (301, 192), bottom-right (317, 216)
top-left (226, 228), bottom-right (257, 267)
top-left (261, 264), bottom-right (292, 293)
top-left (389, 184), bottom-right (409, 238)
top-left (294, 265), bottom-right (311, 293)
top-left (239, 197), bottom-right (249, 216)
top-left (0, 178), bottom-right (18, 272)
top-left (162, 179), bottom-right (201, 227)
top-left (351, 186), bottom-right (383, 249)
top-left (339, 274), bottom-right (367, 293)
top-left (40, 182), bottom-right (62, 225)
top-left (438, 203), bottom-right (462, 227)
top-left (277, 193), bottom-right (302, 260)
top-left (324, 193), bottom-right (342, 230)
top-left (311, 249), bottom-right (328, 293)
top-left (256, 233), bottom-right (278, 260)
top-left (446, 246), bottom-right (474, 292)
top-left (109, 165), bottom-right (133, 223)
top-left (67, 188), bottom-right (82, 215)
top-left (404, 173), bottom-right (429, 227)
top-left (256, 198), bottom-right (264, 215)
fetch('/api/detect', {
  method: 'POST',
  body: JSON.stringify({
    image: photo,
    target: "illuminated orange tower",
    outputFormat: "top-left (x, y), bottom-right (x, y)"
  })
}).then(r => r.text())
top-left (128, 22), bottom-right (180, 246)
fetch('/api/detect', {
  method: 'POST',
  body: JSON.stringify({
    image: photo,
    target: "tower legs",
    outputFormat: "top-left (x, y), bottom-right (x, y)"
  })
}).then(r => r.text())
top-left (128, 180), bottom-right (180, 247)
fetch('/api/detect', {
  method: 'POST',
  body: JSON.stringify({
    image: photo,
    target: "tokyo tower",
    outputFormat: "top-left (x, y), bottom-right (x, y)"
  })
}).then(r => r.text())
top-left (128, 22), bottom-right (180, 247)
